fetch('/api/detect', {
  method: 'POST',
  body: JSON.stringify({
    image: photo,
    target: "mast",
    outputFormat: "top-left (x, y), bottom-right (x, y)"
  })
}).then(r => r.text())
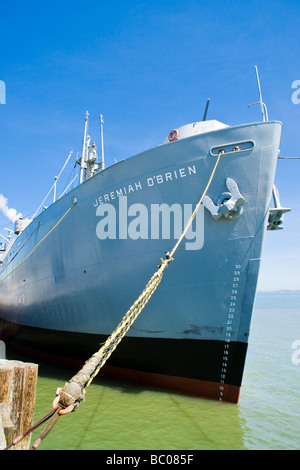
top-left (254, 65), bottom-right (268, 122)
top-left (248, 66), bottom-right (269, 122)
top-left (79, 111), bottom-right (89, 184)
top-left (202, 99), bottom-right (210, 121)
top-left (100, 114), bottom-right (105, 170)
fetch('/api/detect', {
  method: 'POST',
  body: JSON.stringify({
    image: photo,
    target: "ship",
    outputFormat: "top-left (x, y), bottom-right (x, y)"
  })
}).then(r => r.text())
top-left (0, 70), bottom-right (290, 403)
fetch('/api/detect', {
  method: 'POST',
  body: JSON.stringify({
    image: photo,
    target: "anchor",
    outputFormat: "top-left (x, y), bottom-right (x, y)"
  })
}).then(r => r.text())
top-left (267, 185), bottom-right (291, 230)
top-left (203, 177), bottom-right (245, 221)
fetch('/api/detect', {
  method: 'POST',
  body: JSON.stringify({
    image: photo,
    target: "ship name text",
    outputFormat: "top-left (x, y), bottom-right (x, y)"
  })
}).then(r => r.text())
top-left (93, 165), bottom-right (197, 206)
top-left (93, 164), bottom-right (204, 251)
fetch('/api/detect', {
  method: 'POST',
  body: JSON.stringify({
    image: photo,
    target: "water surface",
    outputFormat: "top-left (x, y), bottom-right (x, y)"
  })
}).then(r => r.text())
top-left (8, 291), bottom-right (300, 450)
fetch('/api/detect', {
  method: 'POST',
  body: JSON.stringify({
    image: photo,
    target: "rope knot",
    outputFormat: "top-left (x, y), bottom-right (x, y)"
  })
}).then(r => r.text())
top-left (53, 382), bottom-right (85, 415)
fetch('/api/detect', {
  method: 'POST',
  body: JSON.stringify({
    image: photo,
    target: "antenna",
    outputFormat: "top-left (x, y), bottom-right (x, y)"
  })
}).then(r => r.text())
top-left (202, 98), bottom-right (210, 121)
top-left (278, 156), bottom-right (300, 160)
top-left (248, 66), bottom-right (268, 122)
top-left (100, 114), bottom-right (105, 170)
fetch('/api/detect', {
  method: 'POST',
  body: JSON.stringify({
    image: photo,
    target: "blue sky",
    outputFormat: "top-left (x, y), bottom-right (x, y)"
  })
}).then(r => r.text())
top-left (0, 0), bottom-right (299, 291)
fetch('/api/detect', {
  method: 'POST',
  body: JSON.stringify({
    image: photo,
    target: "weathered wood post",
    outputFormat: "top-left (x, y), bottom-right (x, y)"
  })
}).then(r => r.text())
top-left (0, 360), bottom-right (38, 450)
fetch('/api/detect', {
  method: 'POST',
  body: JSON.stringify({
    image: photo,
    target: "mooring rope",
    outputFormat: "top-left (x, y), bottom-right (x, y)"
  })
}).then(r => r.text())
top-left (3, 152), bottom-right (222, 450)
top-left (55, 151), bottom-right (222, 411)
top-left (3, 406), bottom-right (61, 450)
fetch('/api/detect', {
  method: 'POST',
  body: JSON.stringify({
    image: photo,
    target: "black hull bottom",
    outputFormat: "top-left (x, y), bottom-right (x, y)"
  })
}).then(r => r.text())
top-left (0, 320), bottom-right (247, 403)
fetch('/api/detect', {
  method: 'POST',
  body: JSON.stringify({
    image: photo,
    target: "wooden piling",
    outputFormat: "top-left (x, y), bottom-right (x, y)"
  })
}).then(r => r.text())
top-left (0, 359), bottom-right (38, 450)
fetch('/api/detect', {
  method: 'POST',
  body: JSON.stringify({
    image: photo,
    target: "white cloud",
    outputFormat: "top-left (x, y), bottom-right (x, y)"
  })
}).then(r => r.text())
top-left (0, 194), bottom-right (22, 223)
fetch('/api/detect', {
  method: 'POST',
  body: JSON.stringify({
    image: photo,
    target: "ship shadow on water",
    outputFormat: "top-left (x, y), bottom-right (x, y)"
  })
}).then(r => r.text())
top-left (6, 345), bottom-right (248, 450)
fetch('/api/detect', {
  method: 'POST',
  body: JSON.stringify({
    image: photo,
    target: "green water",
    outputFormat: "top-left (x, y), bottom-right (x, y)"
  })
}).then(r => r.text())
top-left (9, 292), bottom-right (300, 450)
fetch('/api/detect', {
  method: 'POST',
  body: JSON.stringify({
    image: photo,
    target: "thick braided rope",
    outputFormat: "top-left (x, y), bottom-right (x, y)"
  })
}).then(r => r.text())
top-left (57, 153), bottom-right (222, 409)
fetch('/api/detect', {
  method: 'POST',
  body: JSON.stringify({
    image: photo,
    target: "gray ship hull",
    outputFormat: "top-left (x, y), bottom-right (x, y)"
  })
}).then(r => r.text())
top-left (0, 120), bottom-right (282, 402)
